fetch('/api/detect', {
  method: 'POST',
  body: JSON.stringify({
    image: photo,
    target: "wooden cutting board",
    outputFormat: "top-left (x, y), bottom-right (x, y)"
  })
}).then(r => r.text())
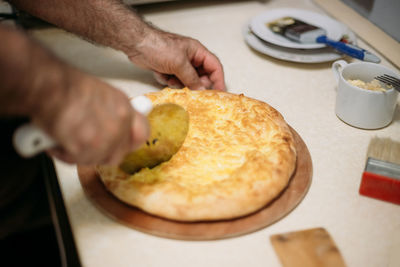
top-left (78, 127), bottom-right (312, 240)
top-left (270, 227), bottom-right (347, 267)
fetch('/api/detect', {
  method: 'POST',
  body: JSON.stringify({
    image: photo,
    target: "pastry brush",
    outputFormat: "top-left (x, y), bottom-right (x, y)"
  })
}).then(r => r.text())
top-left (359, 137), bottom-right (400, 205)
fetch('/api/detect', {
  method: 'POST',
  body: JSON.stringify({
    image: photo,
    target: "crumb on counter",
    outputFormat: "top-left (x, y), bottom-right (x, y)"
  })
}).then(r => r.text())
top-left (347, 79), bottom-right (392, 92)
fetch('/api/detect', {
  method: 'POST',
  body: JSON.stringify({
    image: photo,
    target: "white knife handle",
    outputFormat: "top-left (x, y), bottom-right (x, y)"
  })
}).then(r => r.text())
top-left (130, 95), bottom-right (153, 116)
top-left (13, 124), bottom-right (56, 157)
top-left (12, 95), bottom-right (153, 158)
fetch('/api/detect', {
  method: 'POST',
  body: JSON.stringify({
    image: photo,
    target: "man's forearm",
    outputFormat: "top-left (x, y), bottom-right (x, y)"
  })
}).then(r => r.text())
top-left (0, 25), bottom-right (76, 118)
top-left (8, 0), bottom-right (227, 91)
top-left (8, 0), bottom-right (153, 55)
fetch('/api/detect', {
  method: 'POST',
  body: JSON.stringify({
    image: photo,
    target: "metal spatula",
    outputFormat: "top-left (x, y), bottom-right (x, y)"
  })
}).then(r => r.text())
top-left (13, 96), bottom-right (189, 173)
top-left (119, 100), bottom-right (189, 174)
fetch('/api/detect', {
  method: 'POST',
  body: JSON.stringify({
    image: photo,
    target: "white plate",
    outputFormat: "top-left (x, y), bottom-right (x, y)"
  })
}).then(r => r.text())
top-left (250, 8), bottom-right (346, 49)
top-left (243, 22), bottom-right (357, 63)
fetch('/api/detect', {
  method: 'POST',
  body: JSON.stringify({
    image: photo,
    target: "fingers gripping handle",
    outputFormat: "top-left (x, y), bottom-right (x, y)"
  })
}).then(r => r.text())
top-left (13, 124), bottom-right (56, 157)
top-left (13, 96), bottom-right (153, 158)
top-left (130, 95), bottom-right (153, 116)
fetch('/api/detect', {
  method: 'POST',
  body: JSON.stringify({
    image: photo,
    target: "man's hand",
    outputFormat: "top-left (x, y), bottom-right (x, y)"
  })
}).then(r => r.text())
top-left (38, 75), bottom-right (149, 165)
top-left (129, 29), bottom-right (226, 91)
top-left (0, 25), bottom-right (149, 165)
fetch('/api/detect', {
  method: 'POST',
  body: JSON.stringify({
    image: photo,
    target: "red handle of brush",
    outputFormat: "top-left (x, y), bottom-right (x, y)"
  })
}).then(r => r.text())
top-left (360, 171), bottom-right (400, 205)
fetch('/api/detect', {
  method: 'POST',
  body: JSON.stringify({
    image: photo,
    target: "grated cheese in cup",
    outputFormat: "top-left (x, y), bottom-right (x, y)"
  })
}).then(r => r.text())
top-left (347, 79), bottom-right (392, 92)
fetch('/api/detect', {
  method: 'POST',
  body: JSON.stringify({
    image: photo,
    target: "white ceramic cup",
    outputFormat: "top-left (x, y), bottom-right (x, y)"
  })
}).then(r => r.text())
top-left (332, 60), bottom-right (399, 129)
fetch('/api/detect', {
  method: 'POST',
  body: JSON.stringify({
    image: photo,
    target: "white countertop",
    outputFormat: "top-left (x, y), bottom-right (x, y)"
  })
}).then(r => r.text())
top-left (30, 0), bottom-right (400, 266)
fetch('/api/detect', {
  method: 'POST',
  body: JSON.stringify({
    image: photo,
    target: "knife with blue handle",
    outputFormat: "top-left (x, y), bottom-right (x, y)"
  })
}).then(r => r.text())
top-left (316, 35), bottom-right (380, 63)
top-left (267, 16), bottom-right (381, 63)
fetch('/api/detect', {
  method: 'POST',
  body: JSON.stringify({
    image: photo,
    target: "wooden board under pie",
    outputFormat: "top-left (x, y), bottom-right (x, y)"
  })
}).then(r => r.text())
top-left (78, 89), bottom-right (312, 240)
top-left (78, 127), bottom-right (311, 240)
top-left (78, 88), bottom-right (306, 241)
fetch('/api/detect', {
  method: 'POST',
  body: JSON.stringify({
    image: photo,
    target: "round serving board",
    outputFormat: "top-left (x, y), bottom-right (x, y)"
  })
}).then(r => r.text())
top-left (78, 127), bottom-right (312, 240)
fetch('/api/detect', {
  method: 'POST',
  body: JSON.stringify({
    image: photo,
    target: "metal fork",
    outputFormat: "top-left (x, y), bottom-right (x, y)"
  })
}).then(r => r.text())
top-left (374, 74), bottom-right (400, 92)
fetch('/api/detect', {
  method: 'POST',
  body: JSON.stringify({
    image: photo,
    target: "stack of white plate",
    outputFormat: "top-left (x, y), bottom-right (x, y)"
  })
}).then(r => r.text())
top-left (244, 8), bottom-right (357, 63)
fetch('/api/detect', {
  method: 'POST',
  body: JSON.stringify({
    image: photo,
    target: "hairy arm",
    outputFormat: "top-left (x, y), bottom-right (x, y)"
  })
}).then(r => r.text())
top-left (0, 24), bottom-right (71, 117)
top-left (0, 25), bottom-right (148, 164)
top-left (8, 0), bottom-right (151, 53)
top-left (8, 0), bottom-right (226, 91)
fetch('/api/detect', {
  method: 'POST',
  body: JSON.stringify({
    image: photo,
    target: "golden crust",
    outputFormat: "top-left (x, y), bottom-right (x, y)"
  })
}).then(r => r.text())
top-left (97, 88), bottom-right (296, 221)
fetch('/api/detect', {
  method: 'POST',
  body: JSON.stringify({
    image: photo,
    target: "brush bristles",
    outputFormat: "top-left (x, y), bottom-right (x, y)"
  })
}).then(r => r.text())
top-left (367, 137), bottom-right (400, 165)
